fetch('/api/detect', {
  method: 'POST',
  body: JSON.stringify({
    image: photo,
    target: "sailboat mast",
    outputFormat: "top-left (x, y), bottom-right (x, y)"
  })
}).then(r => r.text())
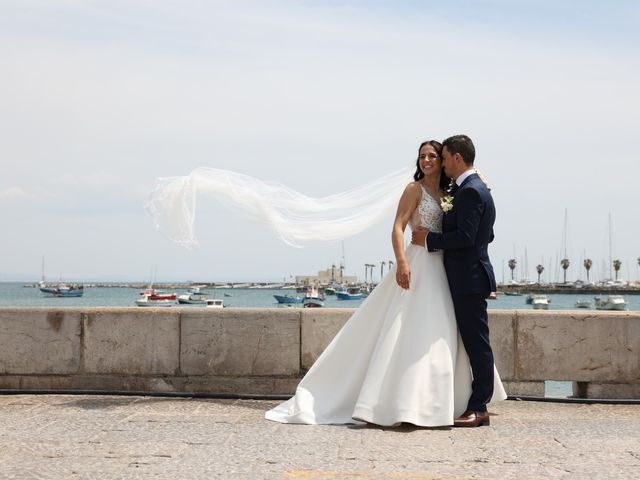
top-left (609, 213), bottom-right (613, 280)
top-left (563, 208), bottom-right (568, 259)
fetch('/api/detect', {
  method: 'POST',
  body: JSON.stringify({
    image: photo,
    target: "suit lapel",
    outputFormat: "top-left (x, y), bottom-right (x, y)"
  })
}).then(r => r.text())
top-left (444, 173), bottom-right (478, 233)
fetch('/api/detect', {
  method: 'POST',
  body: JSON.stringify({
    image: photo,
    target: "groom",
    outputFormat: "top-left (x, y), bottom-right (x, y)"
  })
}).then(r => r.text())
top-left (412, 134), bottom-right (497, 428)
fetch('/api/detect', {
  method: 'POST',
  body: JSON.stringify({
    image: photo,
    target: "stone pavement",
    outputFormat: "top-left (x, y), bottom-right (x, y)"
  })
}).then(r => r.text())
top-left (0, 395), bottom-right (638, 479)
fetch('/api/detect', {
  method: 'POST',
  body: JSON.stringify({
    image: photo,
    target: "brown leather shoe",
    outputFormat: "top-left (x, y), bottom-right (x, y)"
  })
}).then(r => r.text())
top-left (453, 410), bottom-right (490, 427)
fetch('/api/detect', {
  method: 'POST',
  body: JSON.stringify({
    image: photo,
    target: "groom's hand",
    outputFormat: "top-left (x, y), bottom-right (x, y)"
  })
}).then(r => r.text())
top-left (411, 227), bottom-right (429, 247)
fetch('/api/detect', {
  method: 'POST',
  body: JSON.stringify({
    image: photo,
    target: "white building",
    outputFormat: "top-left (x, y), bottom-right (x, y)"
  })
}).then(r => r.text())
top-left (295, 267), bottom-right (358, 285)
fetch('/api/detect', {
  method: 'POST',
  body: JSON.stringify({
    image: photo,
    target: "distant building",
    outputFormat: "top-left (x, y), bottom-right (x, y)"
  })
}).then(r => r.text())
top-left (296, 267), bottom-right (358, 285)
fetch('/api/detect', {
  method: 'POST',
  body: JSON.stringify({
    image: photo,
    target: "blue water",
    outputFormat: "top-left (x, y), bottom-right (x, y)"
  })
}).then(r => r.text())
top-left (1, 282), bottom-right (638, 311)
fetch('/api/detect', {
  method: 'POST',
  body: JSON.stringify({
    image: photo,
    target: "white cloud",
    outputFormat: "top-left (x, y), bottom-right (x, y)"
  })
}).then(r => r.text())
top-left (0, 186), bottom-right (31, 200)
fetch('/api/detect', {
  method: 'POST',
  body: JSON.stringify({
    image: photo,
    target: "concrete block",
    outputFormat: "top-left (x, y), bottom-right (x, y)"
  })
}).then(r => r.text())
top-left (488, 310), bottom-right (516, 380)
top-left (83, 309), bottom-right (180, 375)
top-left (175, 376), bottom-right (301, 395)
top-left (180, 308), bottom-right (300, 376)
top-left (574, 382), bottom-right (640, 399)
top-left (515, 311), bottom-right (640, 383)
top-left (301, 308), bottom-right (353, 370)
top-left (503, 381), bottom-right (545, 397)
top-left (0, 308), bottom-right (81, 374)
top-left (0, 376), bottom-right (21, 389)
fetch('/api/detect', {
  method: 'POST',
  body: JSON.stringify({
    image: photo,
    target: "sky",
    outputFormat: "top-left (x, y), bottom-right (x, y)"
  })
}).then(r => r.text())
top-left (1, 0), bottom-right (639, 283)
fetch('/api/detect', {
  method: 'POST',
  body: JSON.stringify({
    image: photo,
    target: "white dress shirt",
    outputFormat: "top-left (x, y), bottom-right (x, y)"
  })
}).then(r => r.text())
top-left (455, 168), bottom-right (477, 187)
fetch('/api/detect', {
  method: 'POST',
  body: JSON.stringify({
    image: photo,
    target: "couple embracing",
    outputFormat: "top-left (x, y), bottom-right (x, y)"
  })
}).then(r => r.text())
top-left (266, 135), bottom-right (507, 428)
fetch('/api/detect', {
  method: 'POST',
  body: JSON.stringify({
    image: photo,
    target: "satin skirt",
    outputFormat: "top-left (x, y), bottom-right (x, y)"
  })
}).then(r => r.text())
top-left (265, 245), bottom-right (507, 426)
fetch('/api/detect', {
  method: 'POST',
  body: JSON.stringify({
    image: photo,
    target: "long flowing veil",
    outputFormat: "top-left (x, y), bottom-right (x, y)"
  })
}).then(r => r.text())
top-left (145, 165), bottom-right (415, 248)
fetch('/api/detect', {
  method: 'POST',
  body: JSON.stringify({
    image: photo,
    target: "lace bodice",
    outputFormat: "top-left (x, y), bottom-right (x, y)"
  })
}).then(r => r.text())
top-left (409, 184), bottom-right (443, 233)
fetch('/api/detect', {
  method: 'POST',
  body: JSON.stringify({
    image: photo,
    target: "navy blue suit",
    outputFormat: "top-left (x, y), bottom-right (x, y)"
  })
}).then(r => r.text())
top-left (426, 173), bottom-right (496, 412)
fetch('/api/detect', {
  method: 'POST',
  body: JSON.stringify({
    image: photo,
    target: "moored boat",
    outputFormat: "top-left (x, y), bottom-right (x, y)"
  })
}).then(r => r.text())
top-left (575, 299), bottom-right (591, 309)
top-left (138, 288), bottom-right (176, 301)
top-left (135, 296), bottom-right (173, 307)
top-left (594, 295), bottom-right (627, 311)
top-left (303, 287), bottom-right (325, 308)
top-left (336, 287), bottom-right (363, 300)
top-left (40, 282), bottom-right (84, 298)
top-left (531, 295), bottom-right (550, 310)
top-left (303, 297), bottom-right (324, 308)
top-left (206, 299), bottom-right (225, 308)
top-left (178, 293), bottom-right (208, 304)
top-left (274, 294), bottom-right (303, 304)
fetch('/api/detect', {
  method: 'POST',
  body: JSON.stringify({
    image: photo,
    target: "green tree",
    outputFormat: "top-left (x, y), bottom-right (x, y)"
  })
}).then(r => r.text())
top-left (536, 264), bottom-right (544, 284)
top-left (583, 258), bottom-right (593, 283)
top-left (613, 259), bottom-right (622, 281)
top-left (508, 259), bottom-right (517, 282)
top-left (561, 258), bottom-right (570, 283)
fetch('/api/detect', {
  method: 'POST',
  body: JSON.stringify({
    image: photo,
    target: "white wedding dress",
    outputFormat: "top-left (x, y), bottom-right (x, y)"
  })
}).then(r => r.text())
top-left (265, 185), bottom-right (507, 426)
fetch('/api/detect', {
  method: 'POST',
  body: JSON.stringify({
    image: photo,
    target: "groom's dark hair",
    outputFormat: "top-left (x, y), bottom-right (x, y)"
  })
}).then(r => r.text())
top-left (443, 135), bottom-right (475, 165)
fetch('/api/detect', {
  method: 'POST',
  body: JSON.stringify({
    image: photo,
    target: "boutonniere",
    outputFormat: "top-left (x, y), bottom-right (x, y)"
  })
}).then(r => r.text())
top-left (440, 195), bottom-right (454, 213)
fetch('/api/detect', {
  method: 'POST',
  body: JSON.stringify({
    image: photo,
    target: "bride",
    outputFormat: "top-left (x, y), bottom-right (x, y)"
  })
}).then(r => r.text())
top-left (265, 140), bottom-right (506, 427)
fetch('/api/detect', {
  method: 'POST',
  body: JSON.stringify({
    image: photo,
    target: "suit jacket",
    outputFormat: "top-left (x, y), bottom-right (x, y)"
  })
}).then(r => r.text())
top-left (426, 173), bottom-right (497, 296)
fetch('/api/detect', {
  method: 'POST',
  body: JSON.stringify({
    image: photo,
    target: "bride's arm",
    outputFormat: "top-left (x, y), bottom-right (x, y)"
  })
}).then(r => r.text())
top-left (391, 183), bottom-right (420, 289)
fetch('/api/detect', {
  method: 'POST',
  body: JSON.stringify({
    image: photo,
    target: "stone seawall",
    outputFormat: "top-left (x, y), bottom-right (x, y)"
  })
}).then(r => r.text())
top-left (0, 308), bottom-right (638, 398)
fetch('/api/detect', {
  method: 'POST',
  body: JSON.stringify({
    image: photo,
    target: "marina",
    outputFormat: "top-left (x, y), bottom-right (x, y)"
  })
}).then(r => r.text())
top-left (2, 282), bottom-right (640, 311)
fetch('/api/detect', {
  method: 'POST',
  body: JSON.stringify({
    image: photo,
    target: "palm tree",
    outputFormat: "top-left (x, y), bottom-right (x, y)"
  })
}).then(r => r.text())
top-left (339, 264), bottom-right (345, 282)
top-left (507, 259), bottom-right (517, 282)
top-left (367, 263), bottom-right (375, 283)
top-left (583, 258), bottom-right (593, 283)
top-left (560, 258), bottom-right (570, 283)
top-left (388, 260), bottom-right (394, 271)
top-left (536, 264), bottom-right (544, 284)
top-left (363, 264), bottom-right (368, 283)
top-left (380, 261), bottom-right (386, 280)
top-left (613, 259), bottom-right (622, 281)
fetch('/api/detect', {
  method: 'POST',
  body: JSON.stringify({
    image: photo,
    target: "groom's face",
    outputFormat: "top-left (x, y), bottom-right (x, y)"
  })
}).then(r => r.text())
top-left (442, 147), bottom-right (456, 178)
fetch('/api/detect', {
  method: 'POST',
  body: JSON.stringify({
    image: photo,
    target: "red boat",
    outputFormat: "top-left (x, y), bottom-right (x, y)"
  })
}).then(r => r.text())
top-left (138, 288), bottom-right (177, 301)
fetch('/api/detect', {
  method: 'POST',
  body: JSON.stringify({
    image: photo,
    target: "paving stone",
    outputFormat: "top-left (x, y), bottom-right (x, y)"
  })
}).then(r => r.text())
top-left (0, 395), bottom-right (638, 479)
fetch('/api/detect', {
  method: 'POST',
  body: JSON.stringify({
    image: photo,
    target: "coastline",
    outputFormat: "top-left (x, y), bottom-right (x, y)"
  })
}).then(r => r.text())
top-left (19, 281), bottom-right (640, 295)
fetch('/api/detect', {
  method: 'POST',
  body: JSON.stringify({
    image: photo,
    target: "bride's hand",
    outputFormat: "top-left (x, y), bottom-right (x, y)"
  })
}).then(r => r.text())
top-left (396, 261), bottom-right (410, 290)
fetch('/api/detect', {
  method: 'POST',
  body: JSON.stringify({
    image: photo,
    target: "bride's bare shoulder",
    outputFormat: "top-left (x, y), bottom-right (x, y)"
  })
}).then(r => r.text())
top-left (398, 182), bottom-right (422, 206)
top-left (403, 182), bottom-right (422, 195)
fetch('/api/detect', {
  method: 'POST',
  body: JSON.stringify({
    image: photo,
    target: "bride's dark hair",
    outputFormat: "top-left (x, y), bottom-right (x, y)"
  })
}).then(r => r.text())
top-left (413, 140), bottom-right (449, 190)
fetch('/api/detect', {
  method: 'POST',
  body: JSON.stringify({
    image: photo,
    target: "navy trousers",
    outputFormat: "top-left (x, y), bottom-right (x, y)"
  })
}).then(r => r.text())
top-left (452, 293), bottom-right (494, 412)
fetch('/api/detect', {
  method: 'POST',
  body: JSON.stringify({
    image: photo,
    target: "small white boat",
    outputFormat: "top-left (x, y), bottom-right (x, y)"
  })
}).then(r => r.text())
top-left (303, 297), bottom-right (324, 308)
top-left (178, 293), bottom-right (208, 304)
top-left (594, 295), bottom-right (627, 311)
top-left (135, 296), bottom-right (173, 307)
top-left (303, 287), bottom-right (325, 308)
top-left (575, 299), bottom-right (591, 309)
top-left (531, 295), bottom-right (550, 310)
top-left (206, 299), bottom-right (225, 308)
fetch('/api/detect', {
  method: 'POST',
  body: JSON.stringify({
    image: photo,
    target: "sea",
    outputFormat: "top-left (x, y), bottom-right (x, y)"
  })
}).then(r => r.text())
top-left (1, 282), bottom-right (638, 311)
top-left (3, 282), bottom-right (637, 398)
